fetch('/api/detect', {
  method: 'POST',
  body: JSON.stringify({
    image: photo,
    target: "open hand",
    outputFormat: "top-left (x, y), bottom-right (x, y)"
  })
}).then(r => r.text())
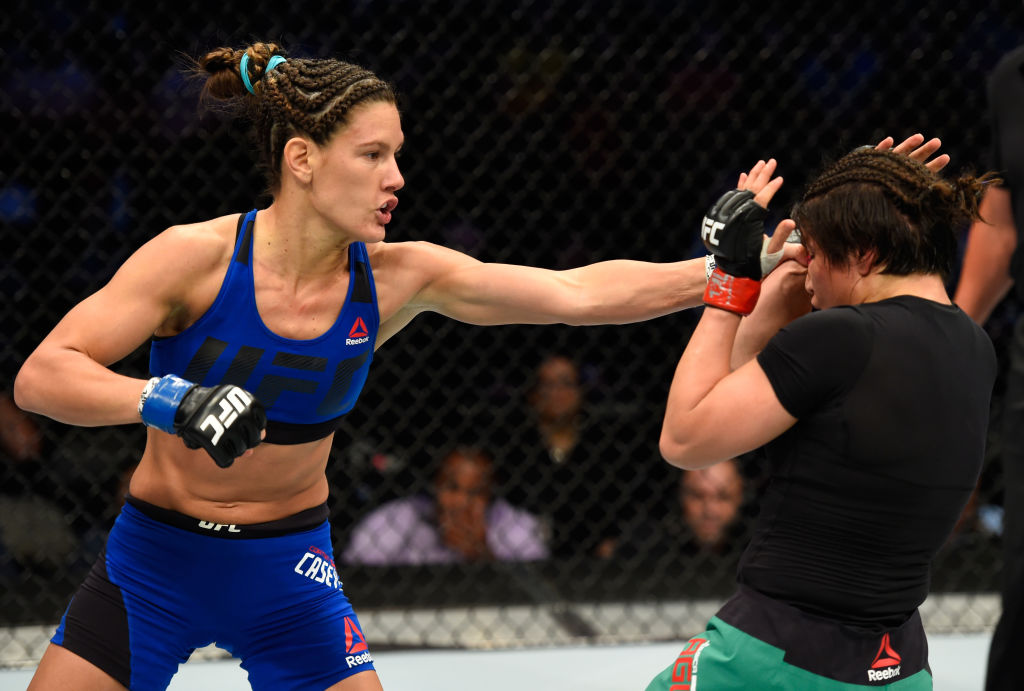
top-left (874, 133), bottom-right (949, 172)
top-left (735, 159), bottom-right (800, 273)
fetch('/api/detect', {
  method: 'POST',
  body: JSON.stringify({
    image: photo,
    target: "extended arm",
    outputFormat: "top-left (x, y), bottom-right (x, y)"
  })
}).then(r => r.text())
top-left (405, 247), bottom-right (709, 327)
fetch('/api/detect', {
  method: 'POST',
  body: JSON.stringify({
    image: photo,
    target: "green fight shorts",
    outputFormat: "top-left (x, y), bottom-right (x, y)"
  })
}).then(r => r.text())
top-left (646, 586), bottom-right (933, 690)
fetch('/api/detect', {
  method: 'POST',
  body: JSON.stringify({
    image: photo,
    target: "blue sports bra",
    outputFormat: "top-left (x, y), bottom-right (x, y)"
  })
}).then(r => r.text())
top-left (149, 209), bottom-right (379, 444)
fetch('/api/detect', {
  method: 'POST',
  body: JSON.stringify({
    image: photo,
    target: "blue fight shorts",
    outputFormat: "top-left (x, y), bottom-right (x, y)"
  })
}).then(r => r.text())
top-left (52, 496), bottom-right (375, 690)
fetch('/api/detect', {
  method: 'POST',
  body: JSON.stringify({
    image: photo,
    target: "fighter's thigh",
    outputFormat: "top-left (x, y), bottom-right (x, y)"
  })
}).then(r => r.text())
top-left (325, 669), bottom-right (384, 691)
top-left (27, 644), bottom-right (126, 691)
top-left (646, 634), bottom-right (720, 691)
top-left (241, 605), bottom-right (377, 690)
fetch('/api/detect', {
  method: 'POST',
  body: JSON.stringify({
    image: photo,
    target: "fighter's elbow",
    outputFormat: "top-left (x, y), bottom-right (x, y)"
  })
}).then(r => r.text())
top-left (660, 424), bottom-right (724, 470)
top-left (659, 435), bottom-right (684, 468)
top-left (12, 358), bottom-right (42, 413)
top-left (660, 429), bottom-right (697, 470)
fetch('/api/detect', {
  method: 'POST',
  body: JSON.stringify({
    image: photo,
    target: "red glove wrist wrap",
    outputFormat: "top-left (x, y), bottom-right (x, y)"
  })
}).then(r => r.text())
top-left (703, 268), bottom-right (761, 316)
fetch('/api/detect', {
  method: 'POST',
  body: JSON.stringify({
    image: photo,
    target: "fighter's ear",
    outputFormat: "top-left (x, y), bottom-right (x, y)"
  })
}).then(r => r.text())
top-left (855, 248), bottom-right (879, 276)
top-left (282, 136), bottom-right (314, 185)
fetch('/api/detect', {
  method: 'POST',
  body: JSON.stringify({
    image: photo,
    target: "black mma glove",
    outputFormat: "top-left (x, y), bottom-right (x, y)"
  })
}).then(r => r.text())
top-left (701, 189), bottom-right (768, 279)
top-left (700, 189), bottom-right (769, 315)
top-left (139, 374), bottom-right (267, 468)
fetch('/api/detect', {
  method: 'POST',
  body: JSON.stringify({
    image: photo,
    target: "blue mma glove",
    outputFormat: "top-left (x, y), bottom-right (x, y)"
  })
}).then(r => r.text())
top-left (140, 374), bottom-right (266, 468)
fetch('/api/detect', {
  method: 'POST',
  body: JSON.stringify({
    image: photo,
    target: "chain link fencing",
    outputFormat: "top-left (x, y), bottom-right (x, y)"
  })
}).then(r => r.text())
top-left (1, 0), bottom-right (1021, 668)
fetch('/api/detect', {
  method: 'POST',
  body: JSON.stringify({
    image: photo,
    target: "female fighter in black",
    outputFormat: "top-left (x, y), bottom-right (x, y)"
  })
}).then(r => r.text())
top-left (648, 148), bottom-right (997, 690)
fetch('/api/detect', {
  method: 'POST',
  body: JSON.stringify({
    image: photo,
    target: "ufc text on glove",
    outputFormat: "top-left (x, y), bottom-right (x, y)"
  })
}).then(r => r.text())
top-left (700, 189), bottom-right (768, 315)
top-left (140, 374), bottom-right (267, 468)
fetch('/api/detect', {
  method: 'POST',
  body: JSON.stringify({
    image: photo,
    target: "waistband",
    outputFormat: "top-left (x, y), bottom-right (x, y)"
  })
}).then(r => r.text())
top-left (125, 495), bottom-right (329, 539)
top-left (716, 585), bottom-right (929, 684)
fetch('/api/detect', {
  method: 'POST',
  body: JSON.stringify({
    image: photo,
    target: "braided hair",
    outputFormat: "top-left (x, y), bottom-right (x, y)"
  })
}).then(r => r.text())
top-left (791, 148), bottom-right (998, 278)
top-left (192, 42), bottom-right (397, 192)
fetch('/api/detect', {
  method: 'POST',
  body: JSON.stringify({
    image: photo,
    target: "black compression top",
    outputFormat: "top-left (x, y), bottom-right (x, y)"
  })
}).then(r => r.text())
top-left (749, 296), bottom-right (996, 627)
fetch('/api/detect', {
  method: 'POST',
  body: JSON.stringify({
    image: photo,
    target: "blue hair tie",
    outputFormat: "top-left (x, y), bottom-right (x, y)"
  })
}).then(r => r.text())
top-left (239, 54), bottom-right (287, 95)
top-left (239, 54), bottom-right (255, 94)
top-left (267, 55), bottom-right (287, 73)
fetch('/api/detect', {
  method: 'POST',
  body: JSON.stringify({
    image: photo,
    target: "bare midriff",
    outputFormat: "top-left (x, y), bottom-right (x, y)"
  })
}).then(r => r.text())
top-left (128, 428), bottom-right (334, 524)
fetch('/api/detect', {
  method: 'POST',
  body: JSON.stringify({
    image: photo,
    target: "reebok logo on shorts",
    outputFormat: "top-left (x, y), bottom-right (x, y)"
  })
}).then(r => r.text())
top-left (866, 632), bottom-right (901, 682)
top-left (344, 616), bottom-right (373, 668)
top-left (345, 617), bottom-right (368, 653)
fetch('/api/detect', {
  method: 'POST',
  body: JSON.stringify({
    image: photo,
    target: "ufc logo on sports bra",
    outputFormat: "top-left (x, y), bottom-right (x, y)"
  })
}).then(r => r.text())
top-left (181, 337), bottom-right (370, 417)
top-left (200, 387), bottom-right (252, 446)
top-left (701, 216), bottom-right (724, 247)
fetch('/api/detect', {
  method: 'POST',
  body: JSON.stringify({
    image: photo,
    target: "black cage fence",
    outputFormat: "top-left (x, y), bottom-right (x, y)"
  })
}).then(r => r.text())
top-left (1, 0), bottom-right (1020, 667)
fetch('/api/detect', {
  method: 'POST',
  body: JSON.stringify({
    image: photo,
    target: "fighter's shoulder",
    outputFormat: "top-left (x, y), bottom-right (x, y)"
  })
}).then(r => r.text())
top-left (366, 239), bottom-right (478, 276)
top-left (132, 213), bottom-right (240, 276)
top-left (366, 239), bottom-right (465, 261)
top-left (773, 305), bottom-right (872, 350)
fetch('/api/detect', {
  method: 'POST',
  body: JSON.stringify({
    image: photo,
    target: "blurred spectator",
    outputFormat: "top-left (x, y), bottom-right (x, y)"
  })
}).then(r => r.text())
top-left (501, 354), bottom-right (605, 558)
top-left (498, 354), bottom-right (665, 560)
top-left (615, 457), bottom-right (750, 564)
top-left (0, 391), bottom-right (42, 460)
top-left (342, 446), bottom-right (547, 565)
top-left (678, 459), bottom-right (746, 553)
top-left (0, 392), bottom-right (78, 576)
top-left (328, 429), bottom-right (412, 539)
